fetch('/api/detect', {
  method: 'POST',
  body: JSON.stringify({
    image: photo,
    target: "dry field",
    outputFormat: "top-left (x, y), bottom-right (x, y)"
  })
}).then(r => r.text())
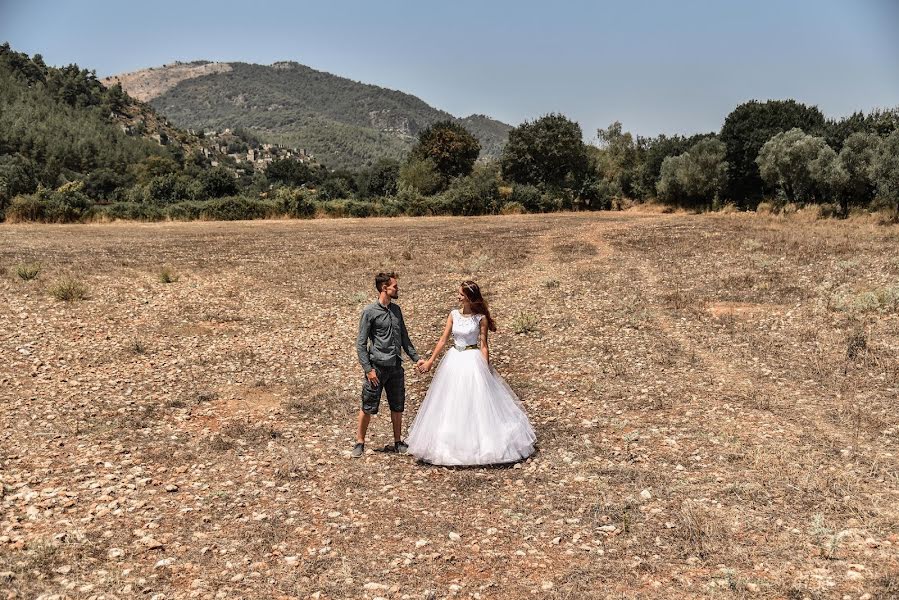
top-left (1, 211), bottom-right (898, 600)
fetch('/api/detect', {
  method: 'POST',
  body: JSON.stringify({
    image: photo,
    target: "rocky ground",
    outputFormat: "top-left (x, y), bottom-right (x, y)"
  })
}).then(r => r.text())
top-left (1, 211), bottom-right (897, 599)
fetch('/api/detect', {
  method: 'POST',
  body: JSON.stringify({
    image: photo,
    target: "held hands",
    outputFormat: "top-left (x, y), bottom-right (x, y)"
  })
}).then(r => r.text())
top-left (416, 359), bottom-right (431, 374)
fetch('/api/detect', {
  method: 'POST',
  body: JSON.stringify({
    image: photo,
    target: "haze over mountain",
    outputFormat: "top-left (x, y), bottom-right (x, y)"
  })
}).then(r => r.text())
top-left (106, 61), bottom-right (512, 170)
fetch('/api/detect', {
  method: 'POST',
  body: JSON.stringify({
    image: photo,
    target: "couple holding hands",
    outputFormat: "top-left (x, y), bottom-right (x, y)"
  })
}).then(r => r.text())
top-left (353, 272), bottom-right (536, 466)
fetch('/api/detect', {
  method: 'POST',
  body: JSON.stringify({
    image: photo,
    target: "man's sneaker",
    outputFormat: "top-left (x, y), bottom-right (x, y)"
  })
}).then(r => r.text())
top-left (351, 443), bottom-right (364, 458)
top-left (393, 440), bottom-right (409, 454)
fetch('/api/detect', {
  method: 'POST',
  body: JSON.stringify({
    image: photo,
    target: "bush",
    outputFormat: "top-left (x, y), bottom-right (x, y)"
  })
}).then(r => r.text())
top-left (756, 201), bottom-right (774, 215)
top-left (141, 173), bottom-right (196, 204)
top-left (817, 202), bottom-right (841, 219)
top-left (398, 158), bottom-right (444, 195)
top-left (6, 193), bottom-right (46, 222)
top-left (158, 267), bottom-right (179, 283)
top-left (197, 167), bottom-right (239, 199)
top-left (6, 182), bottom-right (93, 223)
top-left (50, 276), bottom-right (89, 301)
top-left (316, 176), bottom-right (353, 201)
top-left (437, 167), bottom-right (501, 216)
top-left (98, 202), bottom-right (164, 221)
top-left (274, 187), bottom-right (315, 218)
top-left (500, 201), bottom-right (525, 215)
top-left (510, 312), bottom-right (538, 335)
top-left (507, 184), bottom-right (542, 212)
top-left (164, 201), bottom-right (205, 221)
top-left (200, 196), bottom-right (278, 221)
top-left (44, 181), bottom-right (93, 222)
top-left (391, 184), bottom-right (435, 216)
top-left (317, 199), bottom-right (375, 218)
top-left (375, 199), bottom-right (403, 217)
top-left (577, 176), bottom-right (618, 210)
top-left (84, 168), bottom-right (134, 201)
top-left (16, 263), bottom-right (40, 280)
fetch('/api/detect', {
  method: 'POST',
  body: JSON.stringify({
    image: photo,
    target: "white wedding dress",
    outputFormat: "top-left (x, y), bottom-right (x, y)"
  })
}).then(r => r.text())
top-left (406, 309), bottom-right (536, 466)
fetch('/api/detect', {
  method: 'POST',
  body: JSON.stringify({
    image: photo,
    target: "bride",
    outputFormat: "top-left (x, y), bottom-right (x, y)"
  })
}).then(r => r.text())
top-left (406, 280), bottom-right (536, 466)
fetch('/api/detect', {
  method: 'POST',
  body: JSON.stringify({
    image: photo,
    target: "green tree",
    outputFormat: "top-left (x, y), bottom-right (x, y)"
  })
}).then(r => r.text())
top-left (132, 156), bottom-right (180, 184)
top-left (595, 121), bottom-right (639, 197)
top-left (265, 158), bottom-right (320, 187)
top-left (84, 168), bottom-right (134, 201)
top-left (500, 113), bottom-right (589, 189)
top-left (656, 139), bottom-right (728, 207)
top-left (398, 158), bottom-right (443, 195)
top-left (410, 121), bottom-right (480, 180)
top-left (317, 176), bottom-right (352, 200)
top-left (873, 130), bottom-right (899, 213)
top-left (755, 128), bottom-right (833, 204)
top-left (436, 163), bottom-right (502, 216)
top-left (630, 133), bottom-right (715, 200)
top-left (834, 132), bottom-right (880, 214)
top-left (358, 158), bottom-right (400, 198)
top-left (720, 100), bottom-right (826, 206)
top-left (198, 167), bottom-right (238, 199)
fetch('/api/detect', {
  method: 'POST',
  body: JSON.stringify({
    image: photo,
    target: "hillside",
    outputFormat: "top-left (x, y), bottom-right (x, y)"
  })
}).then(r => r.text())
top-left (0, 43), bottom-right (201, 202)
top-left (106, 61), bottom-right (512, 170)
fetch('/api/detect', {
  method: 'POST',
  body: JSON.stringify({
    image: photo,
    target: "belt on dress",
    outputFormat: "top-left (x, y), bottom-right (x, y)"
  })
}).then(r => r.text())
top-left (461, 344), bottom-right (479, 351)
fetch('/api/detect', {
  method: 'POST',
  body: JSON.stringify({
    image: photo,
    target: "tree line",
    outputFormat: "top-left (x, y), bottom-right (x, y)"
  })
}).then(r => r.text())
top-left (2, 44), bottom-right (897, 223)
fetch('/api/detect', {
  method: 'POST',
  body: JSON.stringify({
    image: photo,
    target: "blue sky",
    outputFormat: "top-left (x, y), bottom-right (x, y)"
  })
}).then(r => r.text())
top-left (2, 0), bottom-right (897, 141)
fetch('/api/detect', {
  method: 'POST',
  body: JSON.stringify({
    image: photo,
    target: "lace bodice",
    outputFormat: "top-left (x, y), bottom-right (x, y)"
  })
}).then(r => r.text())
top-left (452, 309), bottom-right (483, 348)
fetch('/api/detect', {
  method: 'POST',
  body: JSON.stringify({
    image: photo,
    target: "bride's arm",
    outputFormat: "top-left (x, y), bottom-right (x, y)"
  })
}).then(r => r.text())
top-left (424, 313), bottom-right (453, 371)
top-left (480, 317), bottom-right (489, 364)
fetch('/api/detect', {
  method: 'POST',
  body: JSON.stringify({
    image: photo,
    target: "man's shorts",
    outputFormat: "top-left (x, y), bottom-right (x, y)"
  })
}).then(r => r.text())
top-left (361, 361), bottom-right (405, 414)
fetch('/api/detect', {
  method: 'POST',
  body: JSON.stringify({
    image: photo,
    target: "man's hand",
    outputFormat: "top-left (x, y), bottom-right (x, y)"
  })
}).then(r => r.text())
top-left (416, 359), bottom-right (427, 373)
top-left (366, 369), bottom-right (379, 386)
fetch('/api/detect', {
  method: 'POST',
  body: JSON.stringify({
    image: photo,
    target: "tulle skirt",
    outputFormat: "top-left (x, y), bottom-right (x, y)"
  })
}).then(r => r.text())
top-left (406, 347), bottom-right (536, 466)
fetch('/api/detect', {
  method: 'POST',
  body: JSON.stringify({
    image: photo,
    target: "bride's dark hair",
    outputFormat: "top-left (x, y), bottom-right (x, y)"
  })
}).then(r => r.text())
top-left (461, 280), bottom-right (496, 332)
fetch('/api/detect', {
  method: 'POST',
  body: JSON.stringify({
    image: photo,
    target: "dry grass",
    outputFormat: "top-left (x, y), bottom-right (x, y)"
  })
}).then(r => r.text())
top-left (158, 266), bottom-right (180, 283)
top-left (48, 275), bottom-right (88, 301)
top-left (0, 211), bottom-right (896, 599)
top-left (15, 262), bottom-right (40, 281)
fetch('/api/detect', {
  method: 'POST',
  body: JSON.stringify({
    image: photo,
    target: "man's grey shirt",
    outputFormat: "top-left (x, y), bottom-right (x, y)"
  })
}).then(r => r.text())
top-left (356, 301), bottom-right (421, 373)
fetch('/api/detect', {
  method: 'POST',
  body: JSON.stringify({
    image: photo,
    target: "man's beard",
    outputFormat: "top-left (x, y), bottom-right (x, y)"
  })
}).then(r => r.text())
top-left (391, 292), bottom-right (399, 299)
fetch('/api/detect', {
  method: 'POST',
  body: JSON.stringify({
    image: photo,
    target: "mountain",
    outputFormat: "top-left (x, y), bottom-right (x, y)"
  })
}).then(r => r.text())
top-left (105, 61), bottom-right (512, 170)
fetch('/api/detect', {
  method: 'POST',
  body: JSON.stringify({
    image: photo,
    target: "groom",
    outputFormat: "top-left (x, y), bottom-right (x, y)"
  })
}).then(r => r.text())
top-left (353, 272), bottom-right (425, 458)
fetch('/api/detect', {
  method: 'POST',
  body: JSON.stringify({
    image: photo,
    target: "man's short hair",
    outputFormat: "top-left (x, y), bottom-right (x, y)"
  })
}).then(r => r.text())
top-left (375, 272), bottom-right (397, 292)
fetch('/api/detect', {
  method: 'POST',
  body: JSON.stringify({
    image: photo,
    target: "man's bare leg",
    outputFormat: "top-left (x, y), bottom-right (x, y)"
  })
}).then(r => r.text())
top-left (356, 410), bottom-right (371, 444)
top-left (390, 411), bottom-right (402, 443)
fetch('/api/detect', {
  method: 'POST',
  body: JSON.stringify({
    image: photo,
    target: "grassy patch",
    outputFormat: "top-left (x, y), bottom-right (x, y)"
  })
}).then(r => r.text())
top-left (510, 312), bottom-right (538, 335)
top-left (49, 276), bottom-right (88, 301)
top-left (15, 263), bottom-right (41, 281)
top-left (158, 266), bottom-right (180, 283)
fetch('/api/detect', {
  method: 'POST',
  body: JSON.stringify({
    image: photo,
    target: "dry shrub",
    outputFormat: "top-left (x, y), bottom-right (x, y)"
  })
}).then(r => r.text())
top-left (16, 263), bottom-right (41, 281)
top-left (719, 202), bottom-right (739, 214)
top-left (274, 448), bottom-right (308, 480)
top-left (50, 276), bottom-right (88, 301)
top-left (158, 266), bottom-right (180, 283)
top-left (510, 312), bottom-right (537, 335)
top-left (129, 339), bottom-right (148, 355)
top-left (500, 201), bottom-right (525, 215)
top-left (675, 500), bottom-right (724, 557)
top-left (756, 201), bottom-right (774, 215)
